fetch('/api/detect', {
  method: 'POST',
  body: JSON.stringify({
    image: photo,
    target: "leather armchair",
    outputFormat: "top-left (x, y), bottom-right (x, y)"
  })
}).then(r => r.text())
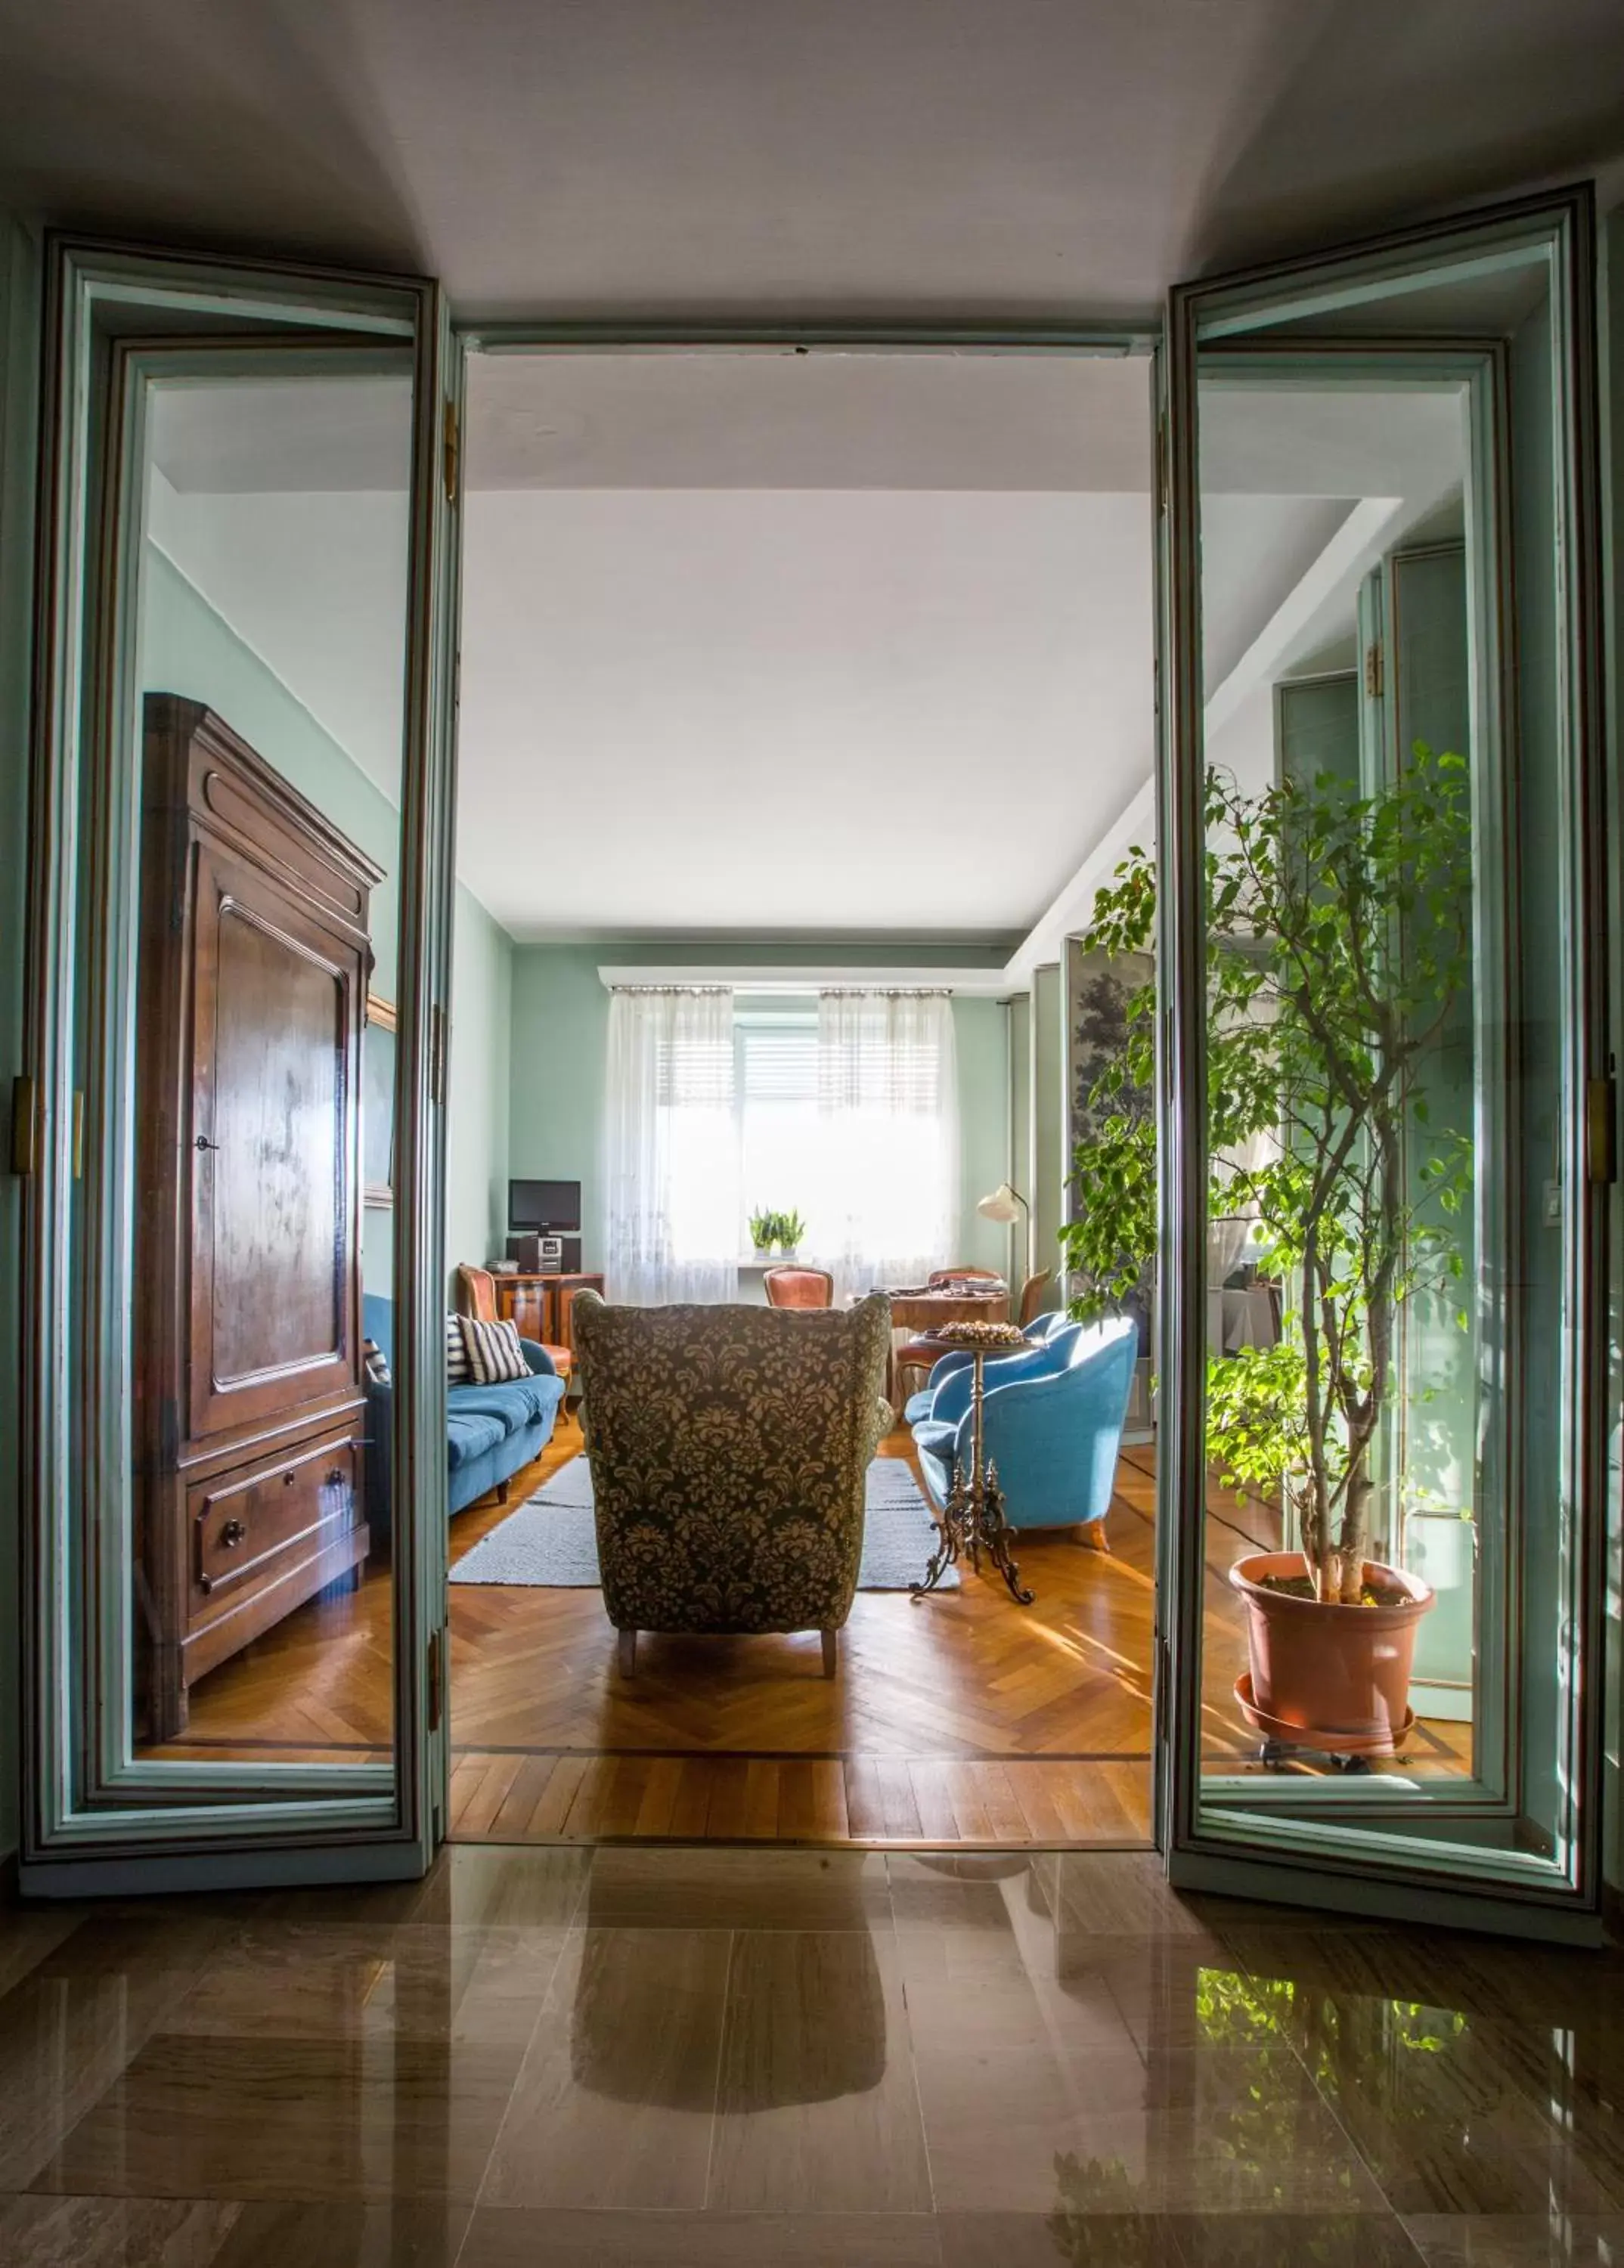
top-left (763, 1266), bottom-right (834, 1308)
top-left (910, 1317), bottom-right (1138, 1539)
top-left (458, 1261), bottom-right (573, 1383)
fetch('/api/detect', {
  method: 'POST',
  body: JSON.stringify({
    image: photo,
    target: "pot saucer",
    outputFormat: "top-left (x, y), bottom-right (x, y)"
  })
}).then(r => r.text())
top-left (1234, 1672), bottom-right (1415, 1757)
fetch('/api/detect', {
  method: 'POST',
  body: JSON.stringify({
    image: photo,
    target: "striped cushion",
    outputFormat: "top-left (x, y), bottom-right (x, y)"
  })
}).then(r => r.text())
top-left (446, 1312), bottom-right (471, 1385)
top-left (457, 1313), bottom-right (528, 1385)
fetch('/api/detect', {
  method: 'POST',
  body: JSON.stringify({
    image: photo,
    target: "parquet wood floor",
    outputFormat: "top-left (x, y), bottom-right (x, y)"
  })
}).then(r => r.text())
top-left (156, 1413), bottom-right (1471, 1847)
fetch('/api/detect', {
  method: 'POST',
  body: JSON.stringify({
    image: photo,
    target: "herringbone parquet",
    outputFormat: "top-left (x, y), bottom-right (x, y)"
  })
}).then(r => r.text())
top-left (156, 1416), bottom-right (1470, 1845)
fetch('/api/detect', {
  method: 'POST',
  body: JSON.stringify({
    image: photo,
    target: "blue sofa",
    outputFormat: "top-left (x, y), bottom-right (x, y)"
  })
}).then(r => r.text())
top-left (361, 1294), bottom-right (566, 1544)
top-left (910, 1315), bottom-right (1138, 1535)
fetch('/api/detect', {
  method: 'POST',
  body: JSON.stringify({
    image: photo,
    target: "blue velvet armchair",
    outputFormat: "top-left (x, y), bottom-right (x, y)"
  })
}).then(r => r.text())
top-left (910, 1316), bottom-right (1139, 1538)
top-left (900, 1306), bottom-right (1071, 1427)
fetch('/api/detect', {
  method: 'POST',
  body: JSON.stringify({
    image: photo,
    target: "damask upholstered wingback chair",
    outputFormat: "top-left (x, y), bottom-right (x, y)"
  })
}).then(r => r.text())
top-left (572, 1290), bottom-right (891, 1678)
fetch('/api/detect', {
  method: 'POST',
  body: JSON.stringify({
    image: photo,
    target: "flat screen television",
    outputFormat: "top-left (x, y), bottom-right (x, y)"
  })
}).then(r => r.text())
top-left (508, 1178), bottom-right (581, 1235)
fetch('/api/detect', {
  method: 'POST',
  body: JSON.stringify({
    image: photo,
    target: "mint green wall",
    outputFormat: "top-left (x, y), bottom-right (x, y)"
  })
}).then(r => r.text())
top-left (141, 548), bottom-right (404, 991)
top-left (507, 941), bottom-right (1010, 1274)
top-left (447, 891), bottom-right (514, 1278)
top-left (952, 994), bottom-right (1009, 1273)
top-left (0, 218), bottom-right (39, 1866)
top-left (1007, 991), bottom-right (1034, 1287)
top-left (138, 548), bottom-right (513, 1300)
top-left (1031, 961), bottom-right (1065, 1287)
top-left (507, 946), bottom-right (612, 1266)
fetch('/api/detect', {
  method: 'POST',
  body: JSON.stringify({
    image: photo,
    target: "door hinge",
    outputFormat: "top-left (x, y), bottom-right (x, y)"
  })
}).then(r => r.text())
top-left (1153, 1630), bottom-right (1170, 1741)
top-left (10, 1074), bottom-right (38, 1176)
top-left (1154, 413), bottom-right (1168, 519)
top-left (1364, 638), bottom-right (1385, 699)
top-left (1585, 1074), bottom-right (1616, 1185)
top-left (429, 1004), bottom-right (448, 1108)
top-left (426, 1628), bottom-right (445, 1734)
top-left (442, 398), bottom-right (460, 508)
top-left (71, 1091), bottom-right (85, 1180)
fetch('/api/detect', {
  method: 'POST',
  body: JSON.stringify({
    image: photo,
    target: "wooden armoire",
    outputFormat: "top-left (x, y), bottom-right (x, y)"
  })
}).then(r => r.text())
top-left (135, 696), bottom-right (381, 1740)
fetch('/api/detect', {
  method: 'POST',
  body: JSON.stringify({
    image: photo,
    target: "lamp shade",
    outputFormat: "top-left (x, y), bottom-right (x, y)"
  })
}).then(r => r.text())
top-left (976, 1181), bottom-right (1027, 1225)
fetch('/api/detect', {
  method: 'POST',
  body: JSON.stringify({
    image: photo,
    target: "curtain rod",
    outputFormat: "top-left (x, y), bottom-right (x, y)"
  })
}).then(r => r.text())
top-left (598, 964), bottom-right (1007, 995)
top-left (606, 980), bottom-right (951, 997)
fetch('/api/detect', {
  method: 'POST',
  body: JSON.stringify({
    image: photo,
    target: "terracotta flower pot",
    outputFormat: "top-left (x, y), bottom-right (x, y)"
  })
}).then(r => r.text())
top-left (1229, 1550), bottom-right (1435, 1749)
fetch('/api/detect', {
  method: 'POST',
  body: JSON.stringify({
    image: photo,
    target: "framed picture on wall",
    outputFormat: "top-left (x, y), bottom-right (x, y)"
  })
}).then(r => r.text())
top-left (1066, 939), bottom-right (1155, 1436)
top-left (363, 990), bottom-right (396, 1208)
top-left (1065, 939), bottom-right (1152, 1191)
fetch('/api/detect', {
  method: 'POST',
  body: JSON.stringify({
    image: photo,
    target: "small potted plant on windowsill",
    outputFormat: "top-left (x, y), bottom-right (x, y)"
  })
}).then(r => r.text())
top-left (750, 1207), bottom-right (810, 1260)
top-left (1063, 746), bottom-right (1474, 1755)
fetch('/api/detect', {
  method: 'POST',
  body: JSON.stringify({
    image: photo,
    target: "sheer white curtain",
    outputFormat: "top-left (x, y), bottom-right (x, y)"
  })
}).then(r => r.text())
top-left (812, 990), bottom-right (959, 1303)
top-left (604, 987), bottom-right (739, 1306)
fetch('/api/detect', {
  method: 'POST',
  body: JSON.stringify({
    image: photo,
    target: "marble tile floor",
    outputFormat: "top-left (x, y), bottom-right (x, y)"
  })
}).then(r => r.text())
top-left (0, 1845), bottom-right (1622, 2263)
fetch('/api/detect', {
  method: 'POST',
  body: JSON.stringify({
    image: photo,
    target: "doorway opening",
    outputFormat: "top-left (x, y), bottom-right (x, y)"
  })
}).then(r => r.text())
top-left (437, 343), bottom-right (1175, 1848)
top-left (118, 331), bottom-right (1517, 1856)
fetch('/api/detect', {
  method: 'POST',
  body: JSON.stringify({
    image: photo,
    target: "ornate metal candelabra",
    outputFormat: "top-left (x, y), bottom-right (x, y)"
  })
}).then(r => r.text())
top-left (913, 1345), bottom-right (1034, 1606)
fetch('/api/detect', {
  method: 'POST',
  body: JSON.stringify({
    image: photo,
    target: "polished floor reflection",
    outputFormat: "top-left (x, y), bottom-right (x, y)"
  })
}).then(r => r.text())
top-left (0, 1847), bottom-right (1619, 2262)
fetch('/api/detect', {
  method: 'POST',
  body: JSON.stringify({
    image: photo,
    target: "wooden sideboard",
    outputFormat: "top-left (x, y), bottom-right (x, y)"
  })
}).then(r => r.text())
top-left (489, 1272), bottom-right (604, 1357)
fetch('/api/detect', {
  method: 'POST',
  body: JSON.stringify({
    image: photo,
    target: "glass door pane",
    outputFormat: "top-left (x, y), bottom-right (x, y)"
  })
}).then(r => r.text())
top-left (21, 240), bottom-right (457, 1888)
top-left (1159, 191), bottom-right (1606, 1926)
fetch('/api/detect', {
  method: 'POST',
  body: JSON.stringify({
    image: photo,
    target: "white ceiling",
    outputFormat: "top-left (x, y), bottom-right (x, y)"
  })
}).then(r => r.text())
top-left (147, 469), bottom-right (412, 796)
top-left (73, 0), bottom-right (1575, 954)
top-left (457, 482), bottom-right (1153, 939)
top-left (146, 374), bottom-right (413, 794)
top-left (147, 373), bottom-right (414, 493)
top-left (453, 352), bottom-right (1161, 939)
top-left (0, 1), bottom-right (1619, 321)
top-left (139, 354), bottom-right (1469, 945)
top-left (464, 352), bottom-right (1152, 491)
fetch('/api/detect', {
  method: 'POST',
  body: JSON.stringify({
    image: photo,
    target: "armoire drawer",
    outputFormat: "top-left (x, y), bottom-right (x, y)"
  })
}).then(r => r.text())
top-left (191, 1434), bottom-right (361, 1599)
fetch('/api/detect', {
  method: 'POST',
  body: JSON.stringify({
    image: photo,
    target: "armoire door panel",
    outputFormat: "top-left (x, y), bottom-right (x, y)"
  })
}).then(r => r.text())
top-left (209, 894), bottom-right (346, 1387)
top-left (185, 837), bottom-right (362, 1442)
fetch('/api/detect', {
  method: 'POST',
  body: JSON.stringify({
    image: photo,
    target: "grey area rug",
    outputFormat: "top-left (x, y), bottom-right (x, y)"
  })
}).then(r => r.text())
top-left (450, 1454), bottom-right (958, 1592)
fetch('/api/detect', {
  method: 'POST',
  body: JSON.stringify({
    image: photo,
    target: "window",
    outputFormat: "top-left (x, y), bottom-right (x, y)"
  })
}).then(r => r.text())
top-left (737, 995), bottom-right (959, 1291)
top-left (737, 1014), bottom-right (820, 1247)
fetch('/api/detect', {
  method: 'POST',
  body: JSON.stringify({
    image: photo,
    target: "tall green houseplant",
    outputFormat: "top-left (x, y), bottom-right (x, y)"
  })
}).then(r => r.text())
top-left (1062, 747), bottom-right (1473, 1606)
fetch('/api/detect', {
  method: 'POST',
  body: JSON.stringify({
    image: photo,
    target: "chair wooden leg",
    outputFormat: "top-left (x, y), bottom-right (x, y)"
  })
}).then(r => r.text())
top-left (820, 1628), bottom-right (838, 1679)
top-left (618, 1628), bottom-right (637, 1678)
top-left (496, 1478), bottom-right (510, 1504)
top-left (1078, 1520), bottom-right (1111, 1553)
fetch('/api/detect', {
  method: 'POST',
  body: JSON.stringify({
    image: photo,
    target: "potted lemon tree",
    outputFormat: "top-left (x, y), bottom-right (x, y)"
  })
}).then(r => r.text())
top-left (1063, 745), bottom-right (1473, 1751)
